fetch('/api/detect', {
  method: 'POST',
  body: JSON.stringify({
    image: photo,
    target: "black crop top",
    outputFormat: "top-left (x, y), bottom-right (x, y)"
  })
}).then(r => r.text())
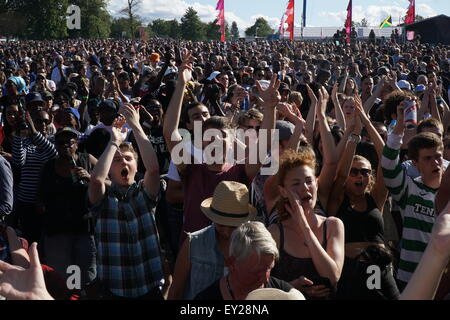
top-left (337, 193), bottom-right (384, 244)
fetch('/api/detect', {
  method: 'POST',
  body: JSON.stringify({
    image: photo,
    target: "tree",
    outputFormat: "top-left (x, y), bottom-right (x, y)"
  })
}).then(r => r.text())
top-left (150, 19), bottom-right (170, 37)
top-left (231, 21), bottom-right (240, 40)
top-left (110, 17), bottom-right (131, 39)
top-left (181, 7), bottom-right (205, 41)
top-left (245, 17), bottom-right (274, 38)
top-left (120, 0), bottom-right (142, 40)
top-left (68, 0), bottom-right (111, 39)
top-left (355, 18), bottom-right (369, 27)
top-left (167, 19), bottom-right (181, 39)
top-left (205, 19), bottom-right (220, 41)
top-left (23, 0), bottom-right (69, 39)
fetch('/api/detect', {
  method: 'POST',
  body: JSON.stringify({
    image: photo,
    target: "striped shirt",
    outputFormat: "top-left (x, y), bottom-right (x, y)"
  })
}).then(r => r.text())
top-left (12, 133), bottom-right (57, 204)
top-left (381, 133), bottom-right (437, 286)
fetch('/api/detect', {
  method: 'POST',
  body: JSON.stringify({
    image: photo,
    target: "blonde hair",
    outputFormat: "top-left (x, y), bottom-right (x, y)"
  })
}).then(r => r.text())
top-left (119, 143), bottom-right (138, 161)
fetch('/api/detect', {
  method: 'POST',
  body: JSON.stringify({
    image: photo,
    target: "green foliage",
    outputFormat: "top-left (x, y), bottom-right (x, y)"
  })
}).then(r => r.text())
top-left (181, 7), bottom-right (205, 41)
top-left (205, 19), bottom-right (221, 41)
top-left (110, 18), bottom-right (131, 39)
top-left (245, 17), bottom-right (274, 38)
top-left (231, 21), bottom-right (240, 40)
top-left (67, 0), bottom-right (111, 39)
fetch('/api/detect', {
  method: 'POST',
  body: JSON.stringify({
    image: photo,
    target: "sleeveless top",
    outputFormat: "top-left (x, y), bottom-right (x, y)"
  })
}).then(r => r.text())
top-left (271, 220), bottom-right (328, 282)
top-left (185, 225), bottom-right (227, 300)
top-left (337, 193), bottom-right (384, 244)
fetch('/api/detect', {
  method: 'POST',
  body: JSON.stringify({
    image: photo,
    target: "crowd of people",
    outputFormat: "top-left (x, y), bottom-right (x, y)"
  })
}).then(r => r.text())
top-left (0, 36), bottom-right (449, 300)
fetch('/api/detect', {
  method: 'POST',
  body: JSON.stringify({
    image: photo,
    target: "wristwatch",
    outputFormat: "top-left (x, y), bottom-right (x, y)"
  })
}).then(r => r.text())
top-left (348, 133), bottom-right (361, 144)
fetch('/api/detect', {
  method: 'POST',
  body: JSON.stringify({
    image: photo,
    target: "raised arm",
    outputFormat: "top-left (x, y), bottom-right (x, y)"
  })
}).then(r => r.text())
top-left (317, 86), bottom-right (338, 211)
top-left (331, 83), bottom-right (346, 130)
top-left (338, 67), bottom-right (348, 94)
top-left (355, 96), bottom-right (388, 210)
top-left (381, 101), bottom-right (409, 204)
top-left (88, 122), bottom-right (127, 206)
top-left (305, 84), bottom-right (317, 145)
top-left (429, 86), bottom-right (442, 123)
top-left (245, 75), bottom-right (279, 181)
top-left (163, 49), bottom-right (194, 154)
top-left (327, 113), bottom-right (362, 216)
top-left (363, 76), bottom-right (384, 115)
top-left (122, 104), bottom-right (160, 198)
top-left (400, 200), bottom-right (450, 300)
top-left (436, 166), bottom-right (450, 215)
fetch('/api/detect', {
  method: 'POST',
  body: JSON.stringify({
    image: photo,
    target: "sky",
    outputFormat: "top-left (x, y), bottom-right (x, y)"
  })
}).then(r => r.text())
top-left (107, 0), bottom-right (450, 35)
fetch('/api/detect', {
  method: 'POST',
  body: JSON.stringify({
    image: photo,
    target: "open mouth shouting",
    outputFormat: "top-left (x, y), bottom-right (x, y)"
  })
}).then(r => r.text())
top-left (120, 167), bottom-right (129, 180)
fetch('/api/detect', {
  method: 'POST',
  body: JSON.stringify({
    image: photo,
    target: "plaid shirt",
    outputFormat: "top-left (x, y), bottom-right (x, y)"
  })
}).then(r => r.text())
top-left (91, 180), bottom-right (164, 298)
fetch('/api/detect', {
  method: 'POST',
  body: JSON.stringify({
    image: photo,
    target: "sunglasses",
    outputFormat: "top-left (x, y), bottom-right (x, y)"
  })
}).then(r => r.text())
top-left (34, 118), bottom-right (51, 125)
top-left (350, 168), bottom-right (372, 177)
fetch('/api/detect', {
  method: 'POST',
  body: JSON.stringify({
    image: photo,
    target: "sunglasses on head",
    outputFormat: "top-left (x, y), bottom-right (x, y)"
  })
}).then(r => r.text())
top-left (350, 168), bottom-right (372, 177)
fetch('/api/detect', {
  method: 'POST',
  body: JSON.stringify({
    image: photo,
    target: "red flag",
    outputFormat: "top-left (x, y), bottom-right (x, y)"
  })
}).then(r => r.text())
top-left (216, 0), bottom-right (225, 42)
top-left (405, 0), bottom-right (415, 24)
top-left (283, 0), bottom-right (295, 40)
top-left (345, 0), bottom-right (352, 44)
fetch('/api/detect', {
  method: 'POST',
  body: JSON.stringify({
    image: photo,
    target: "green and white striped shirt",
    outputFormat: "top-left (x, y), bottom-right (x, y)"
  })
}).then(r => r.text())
top-left (381, 134), bottom-right (437, 286)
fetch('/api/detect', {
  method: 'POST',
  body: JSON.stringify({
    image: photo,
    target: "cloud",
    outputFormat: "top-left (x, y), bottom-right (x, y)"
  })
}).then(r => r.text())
top-left (318, 3), bottom-right (437, 26)
top-left (108, 0), bottom-right (281, 37)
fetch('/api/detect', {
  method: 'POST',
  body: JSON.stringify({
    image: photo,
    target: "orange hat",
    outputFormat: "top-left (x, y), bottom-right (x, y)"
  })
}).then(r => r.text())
top-left (150, 53), bottom-right (160, 62)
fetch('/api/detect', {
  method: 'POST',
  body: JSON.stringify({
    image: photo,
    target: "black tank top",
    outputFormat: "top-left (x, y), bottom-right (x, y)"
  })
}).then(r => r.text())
top-left (271, 220), bottom-right (328, 282)
top-left (337, 193), bottom-right (384, 244)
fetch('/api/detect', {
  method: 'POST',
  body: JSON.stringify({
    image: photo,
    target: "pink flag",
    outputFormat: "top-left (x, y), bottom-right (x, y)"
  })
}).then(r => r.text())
top-left (345, 0), bottom-right (352, 44)
top-left (216, 0), bottom-right (225, 42)
top-left (405, 0), bottom-right (415, 24)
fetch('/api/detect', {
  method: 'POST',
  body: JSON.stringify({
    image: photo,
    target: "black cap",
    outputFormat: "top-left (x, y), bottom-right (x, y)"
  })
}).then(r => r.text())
top-left (26, 92), bottom-right (44, 105)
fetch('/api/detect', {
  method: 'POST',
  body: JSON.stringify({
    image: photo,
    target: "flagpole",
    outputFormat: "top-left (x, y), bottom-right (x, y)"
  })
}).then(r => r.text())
top-left (292, 0), bottom-right (295, 41)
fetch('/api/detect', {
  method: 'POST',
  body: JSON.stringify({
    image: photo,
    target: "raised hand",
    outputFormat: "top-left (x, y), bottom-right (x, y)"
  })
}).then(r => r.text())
top-left (121, 104), bottom-right (141, 130)
top-left (255, 74), bottom-right (281, 108)
top-left (0, 243), bottom-right (53, 300)
top-left (110, 118), bottom-right (128, 145)
top-left (318, 86), bottom-right (329, 115)
top-left (331, 83), bottom-right (339, 100)
top-left (306, 84), bottom-right (318, 106)
top-left (178, 49), bottom-right (195, 85)
top-left (354, 94), bottom-right (368, 121)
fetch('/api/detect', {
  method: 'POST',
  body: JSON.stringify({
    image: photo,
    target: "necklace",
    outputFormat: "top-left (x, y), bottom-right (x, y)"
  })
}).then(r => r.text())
top-left (226, 275), bottom-right (236, 300)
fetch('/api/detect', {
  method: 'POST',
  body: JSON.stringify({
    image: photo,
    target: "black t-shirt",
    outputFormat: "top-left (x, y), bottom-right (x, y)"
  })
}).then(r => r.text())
top-left (194, 276), bottom-right (293, 300)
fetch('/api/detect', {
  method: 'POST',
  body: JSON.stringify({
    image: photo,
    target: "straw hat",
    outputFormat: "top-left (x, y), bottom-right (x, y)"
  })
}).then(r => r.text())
top-left (246, 288), bottom-right (305, 300)
top-left (201, 181), bottom-right (257, 227)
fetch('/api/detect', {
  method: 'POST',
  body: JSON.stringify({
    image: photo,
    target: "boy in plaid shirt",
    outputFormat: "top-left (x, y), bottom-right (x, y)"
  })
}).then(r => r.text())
top-left (89, 104), bottom-right (168, 299)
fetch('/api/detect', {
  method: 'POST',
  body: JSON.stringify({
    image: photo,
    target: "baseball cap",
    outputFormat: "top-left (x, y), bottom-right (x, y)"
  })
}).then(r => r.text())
top-left (26, 92), bottom-right (45, 105)
top-left (207, 71), bottom-right (221, 81)
top-left (397, 80), bottom-right (411, 90)
top-left (63, 107), bottom-right (80, 121)
top-left (55, 127), bottom-right (80, 139)
top-left (414, 84), bottom-right (426, 94)
top-left (276, 120), bottom-right (295, 141)
top-left (98, 99), bottom-right (118, 112)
